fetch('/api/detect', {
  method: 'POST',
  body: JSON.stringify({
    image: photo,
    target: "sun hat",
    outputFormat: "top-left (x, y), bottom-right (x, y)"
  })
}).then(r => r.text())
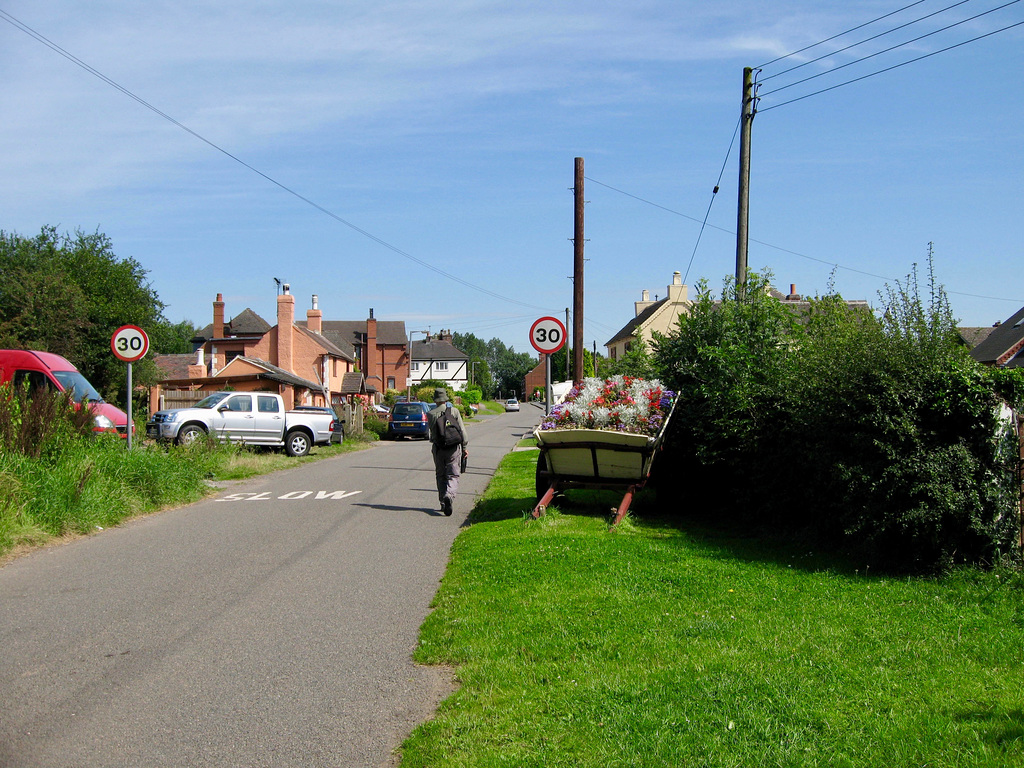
top-left (433, 388), bottom-right (449, 403)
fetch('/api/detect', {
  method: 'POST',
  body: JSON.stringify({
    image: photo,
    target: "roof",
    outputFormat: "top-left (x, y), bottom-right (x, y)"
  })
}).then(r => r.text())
top-left (958, 326), bottom-right (997, 350)
top-left (195, 308), bottom-right (272, 342)
top-left (411, 338), bottom-right (468, 361)
top-left (153, 353), bottom-right (195, 380)
top-left (605, 298), bottom-right (668, 346)
top-left (339, 371), bottom-right (367, 395)
top-left (970, 306), bottom-right (1024, 367)
top-left (294, 324), bottom-right (354, 362)
top-left (301, 320), bottom-right (408, 352)
top-left (217, 356), bottom-right (324, 390)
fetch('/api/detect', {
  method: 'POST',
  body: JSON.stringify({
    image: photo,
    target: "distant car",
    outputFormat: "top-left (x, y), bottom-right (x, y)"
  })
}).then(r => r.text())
top-left (504, 398), bottom-right (520, 412)
top-left (372, 404), bottom-right (390, 415)
top-left (387, 401), bottom-right (431, 439)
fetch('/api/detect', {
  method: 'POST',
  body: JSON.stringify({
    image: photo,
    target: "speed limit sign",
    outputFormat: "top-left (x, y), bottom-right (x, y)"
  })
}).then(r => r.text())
top-left (111, 324), bottom-right (150, 362)
top-left (529, 316), bottom-right (566, 355)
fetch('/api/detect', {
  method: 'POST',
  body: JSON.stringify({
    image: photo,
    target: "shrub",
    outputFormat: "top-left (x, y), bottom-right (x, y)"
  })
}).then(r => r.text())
top-left (652, 262), bottom-right (1023, 573)
top-left (0, 383), bottom-right (96, 459)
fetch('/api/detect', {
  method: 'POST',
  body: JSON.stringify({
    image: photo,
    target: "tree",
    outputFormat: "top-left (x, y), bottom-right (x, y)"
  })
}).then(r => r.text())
top-left (0, 227), bottom-right (196, 402)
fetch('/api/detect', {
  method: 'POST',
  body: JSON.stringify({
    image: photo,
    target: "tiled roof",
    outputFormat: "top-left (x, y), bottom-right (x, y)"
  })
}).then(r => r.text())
top-left (412, 338), bottom-right (468, 361)
top-left (194, 308), bottom-right (272, 341)
top-left (970, 306), bottom-right (1024, 367)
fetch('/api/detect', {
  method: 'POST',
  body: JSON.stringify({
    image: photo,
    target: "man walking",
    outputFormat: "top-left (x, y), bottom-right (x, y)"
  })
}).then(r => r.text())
top-left (427, 387), bottom-right (467, 516)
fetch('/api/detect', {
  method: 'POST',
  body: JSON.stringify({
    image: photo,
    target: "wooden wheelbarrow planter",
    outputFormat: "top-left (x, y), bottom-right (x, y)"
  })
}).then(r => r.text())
top-left (532, 412), bottom-right (672, 526)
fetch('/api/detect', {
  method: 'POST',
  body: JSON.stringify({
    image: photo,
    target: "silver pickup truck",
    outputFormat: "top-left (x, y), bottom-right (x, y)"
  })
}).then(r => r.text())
top-left (146, 391), bottom-right (335, 456)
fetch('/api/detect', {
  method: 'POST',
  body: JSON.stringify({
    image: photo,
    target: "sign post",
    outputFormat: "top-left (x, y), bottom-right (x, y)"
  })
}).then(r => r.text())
top-left (529, 316), bottom-right (567, 415)
top-left (111, 325), bottom-right (150, 449)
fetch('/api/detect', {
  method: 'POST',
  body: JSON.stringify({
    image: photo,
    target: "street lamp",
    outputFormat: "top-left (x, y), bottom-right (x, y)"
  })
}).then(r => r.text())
top-left (407, 329), bottom-right (429, 401)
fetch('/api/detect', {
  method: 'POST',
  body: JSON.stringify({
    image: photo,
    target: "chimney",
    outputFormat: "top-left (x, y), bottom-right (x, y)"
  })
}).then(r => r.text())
top-left (365, 308), bottom-right (378, 387)
top-left (277, 283), bottom-right (295, 374)
top-left (786, 284), bottom-right (801, 301)
top-left (666, 271), bottom-right (688, 303)
top-left (188, 348), bottom-right (205, 378)
top-left (635, 288), bottom-right (654, 317)
top-left (213, 294), bottom-right (225, 339)
top-left (307, 294), bottom-right (322, 334)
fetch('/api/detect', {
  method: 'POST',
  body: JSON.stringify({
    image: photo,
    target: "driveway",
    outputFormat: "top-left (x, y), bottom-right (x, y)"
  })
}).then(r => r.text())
top-left (0, 404), bottom-right (543, 767)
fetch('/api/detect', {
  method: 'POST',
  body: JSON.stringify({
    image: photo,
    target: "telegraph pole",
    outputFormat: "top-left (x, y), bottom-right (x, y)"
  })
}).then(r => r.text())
top-left (573, 157), bottom-right (585, 384)
top-left (735, 67), bottom-right (756, 300)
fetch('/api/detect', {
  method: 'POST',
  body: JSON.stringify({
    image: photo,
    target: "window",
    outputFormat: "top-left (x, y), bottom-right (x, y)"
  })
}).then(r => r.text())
top-left (226, 395), bottom-right (252, 412)
top-left (436, 361), bottom-right (449, 371)
top-left (387, 377), bottom-right (395, 389)
top-left (411, 362), bottom-right (420, 372)
top-left (257, 395), bottom-right (280, 413)
top-left (13, 370), bottom-right (54, 393)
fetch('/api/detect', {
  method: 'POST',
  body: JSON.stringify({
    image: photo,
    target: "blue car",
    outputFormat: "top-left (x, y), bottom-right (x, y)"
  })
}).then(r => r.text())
top-left (386, 401), bottom-right (431, 439)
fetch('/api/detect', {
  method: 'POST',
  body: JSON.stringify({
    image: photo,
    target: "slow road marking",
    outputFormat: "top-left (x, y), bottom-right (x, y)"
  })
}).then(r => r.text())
top-left (216, 490), bottom-right (363, 502)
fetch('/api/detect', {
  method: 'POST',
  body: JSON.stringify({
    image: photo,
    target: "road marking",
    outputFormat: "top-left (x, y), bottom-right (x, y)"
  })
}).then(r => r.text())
top-left (216, 490), bottom-right (363, 502)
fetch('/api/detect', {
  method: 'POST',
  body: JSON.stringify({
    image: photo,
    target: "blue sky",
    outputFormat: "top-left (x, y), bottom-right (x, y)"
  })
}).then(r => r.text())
top-left (2, 1), bottom-right (1022, 354)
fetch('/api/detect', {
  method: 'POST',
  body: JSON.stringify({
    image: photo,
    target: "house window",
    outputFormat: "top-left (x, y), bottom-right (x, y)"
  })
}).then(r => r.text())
top-left (436, 362), bottom-right (449, 371)
top-left (411, 362), bottom-right (420, 372)
top-left (387, 377), bottom-right (395, 389)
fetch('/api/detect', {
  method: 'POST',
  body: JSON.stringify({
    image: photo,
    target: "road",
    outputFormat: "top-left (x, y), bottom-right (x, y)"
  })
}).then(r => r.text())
top-left (0, 403), bottom-right (543, 768)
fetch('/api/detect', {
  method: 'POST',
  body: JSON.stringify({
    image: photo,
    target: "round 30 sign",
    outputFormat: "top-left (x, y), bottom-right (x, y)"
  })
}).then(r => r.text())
top-left (529, 316), bottom-right (566, 355)
top-left (111, 324), bottom-right (150, 363)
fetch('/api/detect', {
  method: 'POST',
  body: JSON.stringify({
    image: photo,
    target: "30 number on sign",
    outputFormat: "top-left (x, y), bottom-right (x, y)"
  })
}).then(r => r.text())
top-left (111, 325), bottom-right (150, 362)
top-left (529, 316), bottom-right (566, 354)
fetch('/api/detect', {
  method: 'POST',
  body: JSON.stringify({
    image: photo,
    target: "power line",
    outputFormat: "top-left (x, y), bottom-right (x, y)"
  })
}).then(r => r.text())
top-left (760, 0), bottom-right (975, 82)
top-left (757, 0), bottom-right (931, 68)
top-left (760, 0), bottom-right (1022, 100)
top-left (760, 17), bottom-right (1024, 110)
top-left (586, 177), bottom-right (1024, 305)
top-left (0, 7), bottom-right (556, 315)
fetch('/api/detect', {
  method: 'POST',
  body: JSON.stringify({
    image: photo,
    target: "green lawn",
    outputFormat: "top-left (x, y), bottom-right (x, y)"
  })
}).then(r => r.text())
top-left (401, 450), bottom-right (1024, 767)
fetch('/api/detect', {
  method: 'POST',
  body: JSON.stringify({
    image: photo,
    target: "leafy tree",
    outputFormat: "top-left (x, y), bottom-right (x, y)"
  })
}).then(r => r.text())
top-left (547, 345), bottom-right (596, 381)
top-left (0, 227), bottom-right (196, 403)
top-left (602, 332), bottom-right (656, 379)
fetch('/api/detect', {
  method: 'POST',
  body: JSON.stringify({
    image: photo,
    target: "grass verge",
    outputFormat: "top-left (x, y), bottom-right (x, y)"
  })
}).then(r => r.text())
top-left (401, 451), bottom-right (1024, 767)
top-left (0, 434), bottom-right (374, 560)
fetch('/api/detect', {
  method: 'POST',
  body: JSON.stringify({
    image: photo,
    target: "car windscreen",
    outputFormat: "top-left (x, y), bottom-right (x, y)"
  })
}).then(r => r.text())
top-left (51, 370), bottom-right (104, 404)
top-left (392, 403), bottom-right (424, 416)
top-left (195, 393), bottom-right (230, 409)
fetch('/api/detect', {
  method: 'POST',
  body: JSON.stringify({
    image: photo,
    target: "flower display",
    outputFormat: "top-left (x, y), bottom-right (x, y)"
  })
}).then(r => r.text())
top-left (539, 376), bottom-right (675, 437)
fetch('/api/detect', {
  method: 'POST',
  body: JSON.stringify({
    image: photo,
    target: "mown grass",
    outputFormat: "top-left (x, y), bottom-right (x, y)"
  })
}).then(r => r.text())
top-left (0, 434), bottom-right (372, 560)
top-left (402, 451), bottom-right (1024, 767)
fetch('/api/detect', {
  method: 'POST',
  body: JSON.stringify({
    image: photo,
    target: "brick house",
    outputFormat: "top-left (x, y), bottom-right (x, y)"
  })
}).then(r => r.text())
top-left (298, 309), bottom-right (408, 402)
top-left (150, 287), bottom-right (355, 412)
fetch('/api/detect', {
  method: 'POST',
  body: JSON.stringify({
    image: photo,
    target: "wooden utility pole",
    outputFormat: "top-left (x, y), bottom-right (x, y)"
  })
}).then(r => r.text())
top-left (573, 157), bottom-right (585, 384)
top-left (735, 67), bottom-right (755, 300)
top-left (565, 307), bottom-right (571, 381)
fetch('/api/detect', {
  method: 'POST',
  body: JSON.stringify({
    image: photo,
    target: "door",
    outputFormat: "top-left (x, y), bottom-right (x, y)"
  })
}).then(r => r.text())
top-left (252, 395), bottom-right (285, 443)
top-left (213, 394), bottom-right (254, 443)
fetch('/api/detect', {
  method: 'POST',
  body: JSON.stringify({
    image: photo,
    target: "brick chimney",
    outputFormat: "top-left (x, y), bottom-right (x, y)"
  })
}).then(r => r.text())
top-left (365, 309), bottom-right (378, 386)
top-left (307, 294), bottom-right (322, 334)
top-left (277, 283), bottom-right (295, 374)
top-left (213, 294), bottom-right (225, 339)
top-left (786, 284), bottom-right (802, 301)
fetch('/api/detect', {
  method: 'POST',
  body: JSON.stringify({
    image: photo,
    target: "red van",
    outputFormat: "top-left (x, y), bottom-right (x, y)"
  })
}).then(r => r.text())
top-left (0, 349), bottom-right (131, 436)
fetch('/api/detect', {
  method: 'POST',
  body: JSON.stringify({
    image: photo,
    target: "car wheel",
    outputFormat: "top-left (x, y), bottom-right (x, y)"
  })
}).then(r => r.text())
top-left (176, 424), bottom-right (207, 446)
top-left (285, 429), bottom-right (311, 457)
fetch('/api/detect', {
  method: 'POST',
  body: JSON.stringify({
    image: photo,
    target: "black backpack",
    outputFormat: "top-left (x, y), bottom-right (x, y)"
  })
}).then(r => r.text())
top-left (436, 406), bottom-right (463, 448)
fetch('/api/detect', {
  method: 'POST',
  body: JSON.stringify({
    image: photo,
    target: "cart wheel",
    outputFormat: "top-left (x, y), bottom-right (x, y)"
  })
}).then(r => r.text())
top-left (535, 452), bottom-right (548, 501)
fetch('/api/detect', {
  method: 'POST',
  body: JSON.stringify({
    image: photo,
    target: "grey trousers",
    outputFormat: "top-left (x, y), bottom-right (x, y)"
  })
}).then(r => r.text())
top-left (432, 443), bottom-right (463, 505)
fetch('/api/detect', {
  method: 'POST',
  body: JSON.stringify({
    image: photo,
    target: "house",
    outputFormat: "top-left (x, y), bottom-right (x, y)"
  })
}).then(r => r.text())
top-left (969, 306), bottom-right (1024, 368)
top-left (298, 310), bottom-right (408, 401)
top-left (149, 287), bottom-right (356, 412)
top-left (410, 331), bottom-right (470, 391)
top-left (605, 273), bottom-right (871, 360)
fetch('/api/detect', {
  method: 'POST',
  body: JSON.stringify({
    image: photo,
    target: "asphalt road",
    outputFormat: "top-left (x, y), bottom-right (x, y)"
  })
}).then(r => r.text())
top-left (0, 403), bottom-right (544, 768)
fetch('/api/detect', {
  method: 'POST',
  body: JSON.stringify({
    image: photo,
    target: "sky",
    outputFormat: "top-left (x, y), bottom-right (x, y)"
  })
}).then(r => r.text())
top-left (2, 0), bottom-right (1022, 356)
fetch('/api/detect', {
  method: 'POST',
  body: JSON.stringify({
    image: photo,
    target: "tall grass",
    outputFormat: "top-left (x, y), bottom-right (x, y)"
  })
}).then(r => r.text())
top-left (401, 451), bottom-right (1024, 767)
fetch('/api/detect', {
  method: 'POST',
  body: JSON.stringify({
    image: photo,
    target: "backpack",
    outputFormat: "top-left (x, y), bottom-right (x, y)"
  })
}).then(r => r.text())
top-left (436, 405), bottom-right (463, 448)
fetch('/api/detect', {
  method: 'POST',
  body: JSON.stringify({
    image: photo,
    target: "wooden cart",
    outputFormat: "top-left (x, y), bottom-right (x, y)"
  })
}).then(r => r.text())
top-left (531, 400), bottom-right (674, 525)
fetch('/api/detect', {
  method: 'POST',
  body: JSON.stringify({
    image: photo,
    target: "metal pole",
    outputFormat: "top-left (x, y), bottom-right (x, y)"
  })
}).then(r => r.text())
top-left (545, 354), bottom-right (552, 416)
top-left (126, 362), bottom-right (133, 450)
top-left (573, 157), bottom-right (585, 384)
top-left (735, 66), bottom-right (755, 300)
